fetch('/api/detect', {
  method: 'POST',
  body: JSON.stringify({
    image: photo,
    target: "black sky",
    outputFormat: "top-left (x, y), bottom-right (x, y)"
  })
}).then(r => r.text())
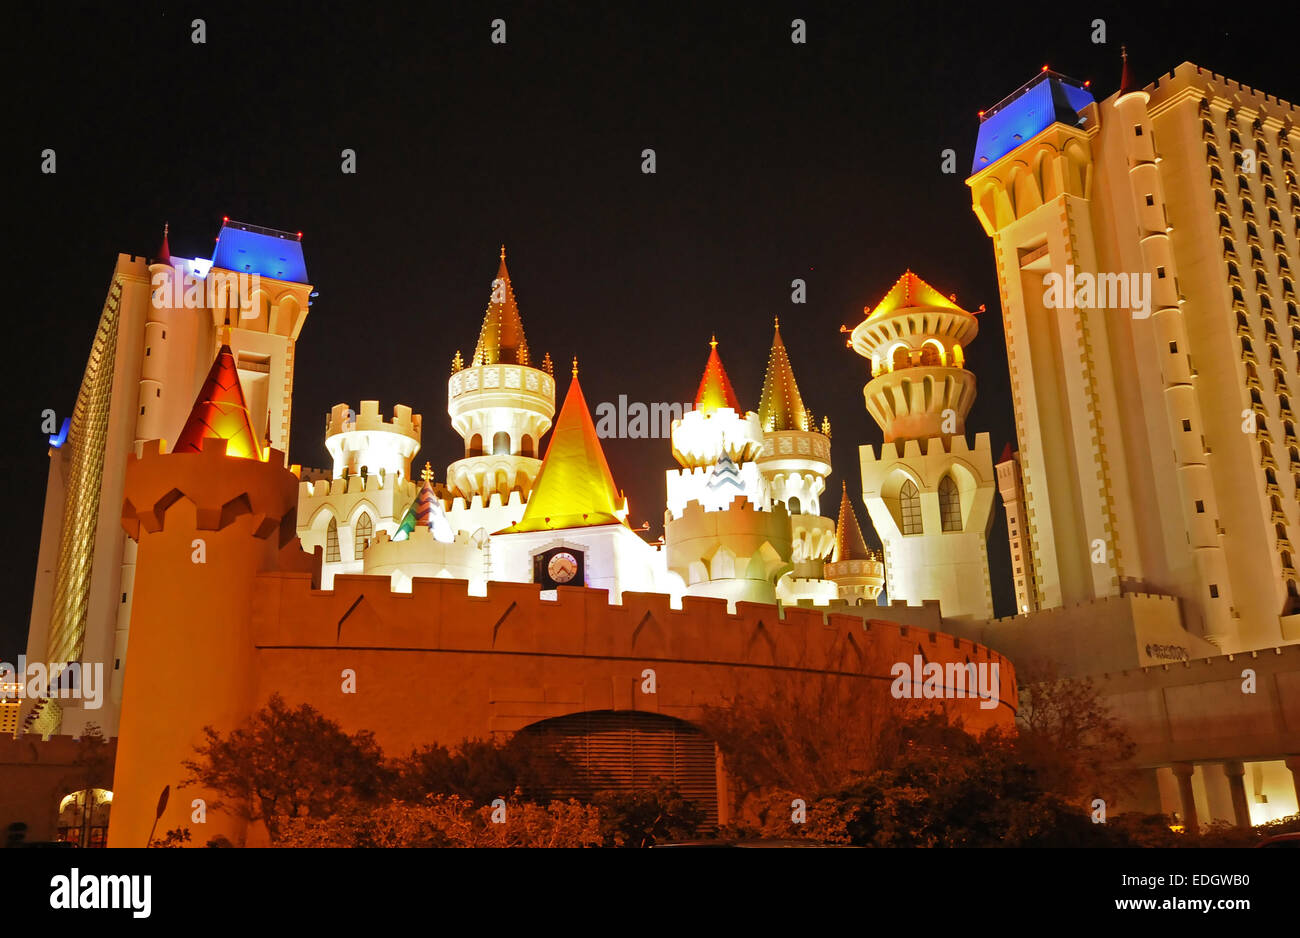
top-left (6, 1), bottom-right (1296, 659)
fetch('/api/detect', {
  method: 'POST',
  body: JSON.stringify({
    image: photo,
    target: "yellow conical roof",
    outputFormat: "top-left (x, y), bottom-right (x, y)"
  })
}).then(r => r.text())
top-left (473, 246), bottom-right (530, 366)
top-left (832, 481), bottom-right (873, 562)
top-left (498, 367), bottom-right (626, 533)
top-left (758, 318), bottom-right (810, 432)
top-left (865, 269), bottom-right (965, 322)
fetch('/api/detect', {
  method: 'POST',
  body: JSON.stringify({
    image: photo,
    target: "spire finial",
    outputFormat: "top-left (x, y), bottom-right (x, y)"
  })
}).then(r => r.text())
top-left (774, 315), bottom-right (780, 330)
top-left (572, 356), bottom-right (579, 378)
top-left (500, 243), bottom-right (506, 261)
top-left (221, 324), bottom-right (232, 346)
top-left (421, 461), bottom-right (433, 485)
top-left (163, 222), bottom-right (169, 235)
top-left (709, 334), bottom-right (717, 350)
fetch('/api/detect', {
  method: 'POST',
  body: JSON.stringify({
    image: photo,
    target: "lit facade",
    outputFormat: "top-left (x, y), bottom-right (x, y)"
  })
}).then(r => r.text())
top-left (968, 61), bottom-right (1300, 651)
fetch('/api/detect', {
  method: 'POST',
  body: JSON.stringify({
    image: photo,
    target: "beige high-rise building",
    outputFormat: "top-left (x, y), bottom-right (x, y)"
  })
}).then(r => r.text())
top-left (24, 220), bottom-right (310, 735)
top-left (968, 59), bottom-right (1299, 652)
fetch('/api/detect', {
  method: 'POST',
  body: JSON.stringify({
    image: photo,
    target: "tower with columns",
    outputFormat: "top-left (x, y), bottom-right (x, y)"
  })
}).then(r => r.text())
top-left (850, 271), bottom-right (996, 620)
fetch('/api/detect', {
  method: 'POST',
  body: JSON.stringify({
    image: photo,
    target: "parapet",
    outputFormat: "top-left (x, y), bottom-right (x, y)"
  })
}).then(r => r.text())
top-left (863, 432), bottom-right (993, 464)
top-left (327, 401), bottom-right (422, 441)
top-left (122, 438), bottom-right (300, 544)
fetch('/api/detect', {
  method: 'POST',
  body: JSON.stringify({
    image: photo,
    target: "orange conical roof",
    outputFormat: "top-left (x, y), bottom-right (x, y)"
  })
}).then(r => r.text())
top-left (472, 245), bottom-right (530, 366)
top-left (832, 481), bottom-right (873, 562)
top-left (695, 336), bottom-right (743, 414)
top-left (758, 318), bottom-right (809, 432)
top-left (499, 366), bottom-right (625, 533)
top-left (172, 337), bottom-right (262, 460)
top-left (865, 270), bottom-right (965, 322)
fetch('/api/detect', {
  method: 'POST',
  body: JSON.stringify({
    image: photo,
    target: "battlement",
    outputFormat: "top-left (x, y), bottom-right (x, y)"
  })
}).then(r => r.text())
top-left (442, 488), bottom-right (527, 514)
top-left (327, 401), bottom-right (422, 440)
top-left (673, 495), bottom-right (789, 520)
top-left (984, 590), bottom-right (1182, 626)
top-left (0, 733), bottom-right (118, 763)
top-left (862, 431), bottom-right (992, 464)
top-left (251, 574), bottom-right (1016, 692)
top-left (1143, 62), bottom-right (1296, 114)
top-left (300, 472), bottom-right (411, 499)
top-left (122, 438), bottom-right (299, 543)
top-left (1094, 643), bottom-right (1300, 684)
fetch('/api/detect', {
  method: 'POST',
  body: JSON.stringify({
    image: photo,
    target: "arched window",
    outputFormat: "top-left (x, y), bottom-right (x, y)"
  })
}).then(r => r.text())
top-left (58, 789), bottom-right (112, 848)
top-left (900, 480), bottom-right (922, 535)
top-left (919, 343), bottom-right (943, 367)
top-left (492, 431), bottom-right (511, 455)
top-left (891, 346), bottom-right (912, 370)
top-left (521, 435), bottom-right (534, 458)
top-left (938, 475), bottom-right (962, 532)
top-left (468, 433), bottom-right (484, 457)
top-left (354, 513), bottom-right (373, 555)
top-left (788, 496), bottom-right (801, 515)
top-left (326, 517), bottom-right (341, 562)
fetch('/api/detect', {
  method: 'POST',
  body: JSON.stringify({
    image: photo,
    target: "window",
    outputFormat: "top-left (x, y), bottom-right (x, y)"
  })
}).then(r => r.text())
top-left (1169, 341), bottom-right (1178, 353)
top-left (1146, 194), bottom-right (1155, 206)
top-left (1134, 125), bottom-right (1143, 136)
top-left (1182, 419), bottom-right (1192, 431)
top-left (892, 347), bottom-right (911, 370)
top-left (1195, 500), bottom-right (1205, 513)
top-left (1209, 584), bottom-right (1220, 598)
top-left (326, 518), bottom-right (340, 562)
top-left (1157, 266), bottom-right (1167, 279)
top-left (900, 480), bottom-right (922, 535)
top-left (492, 431), bottom-right (511, 456)
top-left (919, 344), bottom-right (942, 367)
top-left (145, 347), bottom-right (151, 356)
top-left (938, 475), bottom-right (962, 532)
top-left (354, 513), bottom-right (373, 556)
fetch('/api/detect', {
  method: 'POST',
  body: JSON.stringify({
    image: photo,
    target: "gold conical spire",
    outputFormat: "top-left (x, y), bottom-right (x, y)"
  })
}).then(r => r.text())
top-left (472, 246), bottom-right (530, 366)
top-left (832, 481), bottom-right (873, 562)
top-left (499, 372), bottom-right (626, 533)
top-left (864, 269), bottom-right (965, 322)
top-left (758, 318), bottom-right (810, 432)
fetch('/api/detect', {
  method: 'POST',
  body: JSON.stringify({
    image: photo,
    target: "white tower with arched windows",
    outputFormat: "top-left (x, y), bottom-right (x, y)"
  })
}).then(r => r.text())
top-left (850, 271), bottom-right (996, 619)
top-left (445, 247), bottom-right (556, 519)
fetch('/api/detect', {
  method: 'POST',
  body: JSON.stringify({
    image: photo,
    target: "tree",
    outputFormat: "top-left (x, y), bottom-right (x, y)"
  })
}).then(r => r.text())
top-left (392, 734), bottom-right (573, 804)
top-left (591, 782), bottom-right (706, 847)
top-left (181, 694), bottom-right (390, 840)
top-left (1013, 663), bottom-right (1138, 812)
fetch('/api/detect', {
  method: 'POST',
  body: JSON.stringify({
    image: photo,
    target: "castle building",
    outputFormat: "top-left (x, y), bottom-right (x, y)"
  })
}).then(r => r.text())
top-left (967, 59), bottom-right (1300, 651)
top-left (850, 271), bottom-right (997, 620)
top-left (24, 220), bottom-right (310, 737)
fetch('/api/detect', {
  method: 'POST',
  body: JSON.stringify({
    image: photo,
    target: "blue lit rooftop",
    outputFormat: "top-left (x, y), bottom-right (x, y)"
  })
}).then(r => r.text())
top-left (971, 70), bottom-right (1094, 175)
top-left (211, 219), bottom-right (309, 283)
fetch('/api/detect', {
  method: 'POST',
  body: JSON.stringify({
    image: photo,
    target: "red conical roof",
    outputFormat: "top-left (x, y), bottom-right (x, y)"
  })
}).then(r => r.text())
top-left (695, 336), bottom-right (743, 414)
top-left (172, 338), bottom-right (262, 460)
top-left (832, 481), bottom-right (874, 563)
top-left (156, 223), bottom-right (171, 266)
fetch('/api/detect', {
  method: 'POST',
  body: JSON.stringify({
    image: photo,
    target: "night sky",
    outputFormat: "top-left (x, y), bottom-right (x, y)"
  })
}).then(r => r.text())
top-left (7, 2), bottom-right (1295, 660)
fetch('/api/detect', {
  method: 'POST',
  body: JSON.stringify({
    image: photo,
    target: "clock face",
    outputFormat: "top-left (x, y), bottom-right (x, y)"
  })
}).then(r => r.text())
top-left (547, 551), bottom-right (578, 584)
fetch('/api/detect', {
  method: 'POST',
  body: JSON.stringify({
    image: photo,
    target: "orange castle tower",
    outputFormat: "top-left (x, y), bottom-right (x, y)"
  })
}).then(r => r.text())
top-left (106, 344), bottom-right (312, 847)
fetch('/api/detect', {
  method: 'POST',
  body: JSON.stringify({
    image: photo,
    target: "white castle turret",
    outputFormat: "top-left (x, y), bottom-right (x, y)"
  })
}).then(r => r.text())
top-left (297, 400), bottom-right (423, 587)
top-left (851, 271), bottom-right (996, 619)
top-left (446, 246), bottom-right (556, 514)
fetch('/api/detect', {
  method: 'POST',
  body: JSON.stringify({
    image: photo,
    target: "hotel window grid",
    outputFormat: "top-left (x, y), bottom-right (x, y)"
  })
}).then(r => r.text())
top-left (900, 480), bottom-right (922, 535)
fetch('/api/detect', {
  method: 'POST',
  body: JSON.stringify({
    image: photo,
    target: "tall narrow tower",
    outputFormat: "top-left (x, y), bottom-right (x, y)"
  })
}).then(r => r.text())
top-left (851, 271), bottom-right (996, 620)
top-left (446, 247), bottom-right (555, 506)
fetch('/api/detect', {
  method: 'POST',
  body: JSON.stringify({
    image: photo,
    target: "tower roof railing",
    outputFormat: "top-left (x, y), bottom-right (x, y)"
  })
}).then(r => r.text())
top-left (221, 218), bottom-right (302, 241)
top-left (980, 69), bottom-right (1090, 122)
